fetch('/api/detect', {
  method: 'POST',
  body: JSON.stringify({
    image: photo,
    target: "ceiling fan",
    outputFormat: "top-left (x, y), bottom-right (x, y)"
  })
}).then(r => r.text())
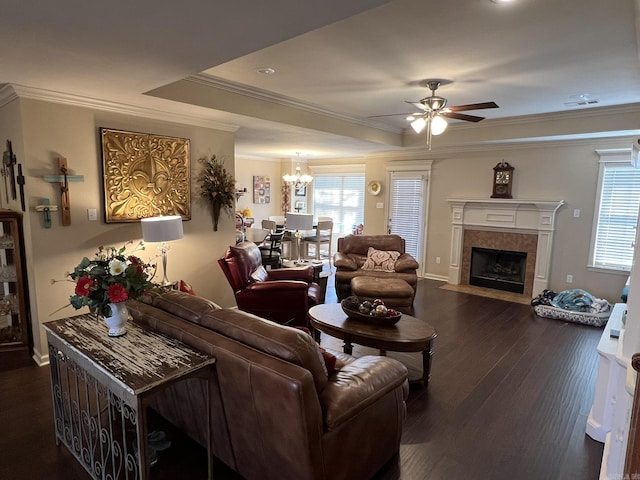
top-left (371, 80), bottom-right (499, 148)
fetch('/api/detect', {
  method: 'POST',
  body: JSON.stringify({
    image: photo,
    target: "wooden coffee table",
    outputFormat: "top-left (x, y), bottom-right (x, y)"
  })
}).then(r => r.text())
top-left (308, 303), bottom-right (437, 385)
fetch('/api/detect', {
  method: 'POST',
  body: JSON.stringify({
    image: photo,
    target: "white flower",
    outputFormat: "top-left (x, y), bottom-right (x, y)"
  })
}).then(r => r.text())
top-left (109, 259), bottom-right (127, 276)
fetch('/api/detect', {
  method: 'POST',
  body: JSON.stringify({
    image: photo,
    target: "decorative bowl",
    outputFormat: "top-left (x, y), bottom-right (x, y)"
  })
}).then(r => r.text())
top-left (340, 300), bottom-right (402, 326)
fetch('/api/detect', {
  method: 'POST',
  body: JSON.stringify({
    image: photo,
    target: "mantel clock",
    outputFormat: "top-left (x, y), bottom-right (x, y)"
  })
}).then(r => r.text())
top-left (491, 161), bottom-right (514, 199)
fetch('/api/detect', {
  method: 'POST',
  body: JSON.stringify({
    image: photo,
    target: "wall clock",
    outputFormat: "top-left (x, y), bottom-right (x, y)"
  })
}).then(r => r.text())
top-left (367, 180), bottom-right (382, 196)
top-left (491, 161), bottom-right (514, 199)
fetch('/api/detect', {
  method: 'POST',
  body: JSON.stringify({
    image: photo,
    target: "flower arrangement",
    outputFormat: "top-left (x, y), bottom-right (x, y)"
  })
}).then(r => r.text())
top-left (54, 241), bottom-right (157, 318)
top-left (196, 154), bottom-right (236, 231)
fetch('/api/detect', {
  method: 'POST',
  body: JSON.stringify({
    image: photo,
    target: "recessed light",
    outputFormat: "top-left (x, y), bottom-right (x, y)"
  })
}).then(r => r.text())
top-left (256, 67), bottom-right (276, 75)
top-left (490, 0), bottom-right (514, 3)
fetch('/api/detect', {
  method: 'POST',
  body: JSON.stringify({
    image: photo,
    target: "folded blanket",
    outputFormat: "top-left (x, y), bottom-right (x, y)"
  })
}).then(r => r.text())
top-left (551, 289), bottom-right (594, 312)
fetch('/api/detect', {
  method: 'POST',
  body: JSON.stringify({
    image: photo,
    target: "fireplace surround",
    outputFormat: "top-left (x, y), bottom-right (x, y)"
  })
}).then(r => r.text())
top-left (448, 199), bottom-right (564, 298)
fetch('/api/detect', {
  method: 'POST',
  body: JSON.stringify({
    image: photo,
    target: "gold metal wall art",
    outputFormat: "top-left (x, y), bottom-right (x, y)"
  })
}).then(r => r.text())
top-left (100, 128), bottom-right (191, 222)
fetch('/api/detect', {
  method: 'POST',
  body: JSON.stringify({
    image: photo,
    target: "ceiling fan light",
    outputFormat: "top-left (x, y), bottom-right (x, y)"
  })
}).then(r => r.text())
top-left (411, 117), bottom-right (427, 133)
top-left (431, 115), bottom-right (448, 135)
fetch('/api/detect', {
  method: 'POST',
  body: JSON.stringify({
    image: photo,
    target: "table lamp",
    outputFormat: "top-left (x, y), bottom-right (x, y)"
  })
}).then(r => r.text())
top-left (285, 212), bottom-right (314, 264)
top-left (141, 215), bottom-right (184, 286)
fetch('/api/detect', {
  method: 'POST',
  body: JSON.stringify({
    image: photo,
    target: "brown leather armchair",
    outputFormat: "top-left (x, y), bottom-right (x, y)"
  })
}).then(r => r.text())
top-left (218, 241), bottom-right (321, 327)
top-left (334, 234), bottom-right (419, 301)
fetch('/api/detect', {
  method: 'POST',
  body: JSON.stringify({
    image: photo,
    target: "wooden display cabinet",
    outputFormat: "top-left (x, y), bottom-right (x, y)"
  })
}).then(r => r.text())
top-left (0, 210), bottom-right (30, 354)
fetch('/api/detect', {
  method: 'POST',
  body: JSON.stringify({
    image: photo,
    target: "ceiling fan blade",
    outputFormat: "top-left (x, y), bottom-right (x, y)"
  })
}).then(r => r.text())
top-left (406, 101), bottom-right (429, 112)
top-left (368, 112), bottom-right (421, 118)
top-left (448, 101), bottom-right (499, 112)
top-left (442, 112), bottom-right (485, 122)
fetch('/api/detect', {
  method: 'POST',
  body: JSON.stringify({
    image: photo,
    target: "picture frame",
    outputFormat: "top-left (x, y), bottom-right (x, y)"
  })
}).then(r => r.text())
top-left (100, 128), bottom-right (191, 223)
top-left (253, 175), bottom-right (271, 204)
top-left (295, 185), bottom-right (306, 197)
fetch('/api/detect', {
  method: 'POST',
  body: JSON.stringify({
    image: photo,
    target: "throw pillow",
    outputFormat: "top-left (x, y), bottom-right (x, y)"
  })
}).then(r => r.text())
top-left (361, 247), bottom-right (400, 272)
top-left (179, 280), bottom-right (196, 295)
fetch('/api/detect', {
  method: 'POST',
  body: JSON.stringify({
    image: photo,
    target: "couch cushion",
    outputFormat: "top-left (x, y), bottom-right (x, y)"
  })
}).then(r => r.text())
top-left (200, 308), bottom-right (330, 392)
top-left (361, 247), bottom-right (400, 272)
top-left (148, 290), bottom-right (221, 324)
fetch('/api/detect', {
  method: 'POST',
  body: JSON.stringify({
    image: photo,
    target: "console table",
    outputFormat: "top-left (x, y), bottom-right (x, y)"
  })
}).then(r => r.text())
top-left (44, 314), bottom-right (216, 480)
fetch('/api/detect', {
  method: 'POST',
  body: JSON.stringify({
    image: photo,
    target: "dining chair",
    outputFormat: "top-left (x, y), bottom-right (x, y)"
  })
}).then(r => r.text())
top-left (259, 231), bottom-right (284, 269)
top-left (261, 219), bottom-right (277, 232)
top-left (302, 219), bottom-right (333, 265)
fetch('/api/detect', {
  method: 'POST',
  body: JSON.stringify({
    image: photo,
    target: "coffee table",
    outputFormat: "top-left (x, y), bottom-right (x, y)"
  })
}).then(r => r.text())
top-left (308, 303), bottom-right (437, 385)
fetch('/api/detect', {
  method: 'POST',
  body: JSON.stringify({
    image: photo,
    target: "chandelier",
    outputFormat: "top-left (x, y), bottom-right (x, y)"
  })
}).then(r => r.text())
top-left (283, 164), bottom-right (313, 189)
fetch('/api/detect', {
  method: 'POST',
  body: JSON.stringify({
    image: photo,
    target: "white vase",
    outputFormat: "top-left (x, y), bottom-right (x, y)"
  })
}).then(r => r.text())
top-left (103, 302), bottom-right (129, 337)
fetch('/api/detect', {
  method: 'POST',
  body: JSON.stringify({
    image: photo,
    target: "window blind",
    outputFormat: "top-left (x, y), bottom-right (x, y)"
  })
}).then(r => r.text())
top-left (390, 176), bottom-right (424, 261)
top-left (313, 175), bottom-right (365, 234)
top-left (593, 164), bottom-right (640, 270)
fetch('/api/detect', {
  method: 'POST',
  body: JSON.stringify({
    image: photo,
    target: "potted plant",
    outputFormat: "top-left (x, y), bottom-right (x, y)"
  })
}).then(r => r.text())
top-left (54, 241), bottom-right (156, 336)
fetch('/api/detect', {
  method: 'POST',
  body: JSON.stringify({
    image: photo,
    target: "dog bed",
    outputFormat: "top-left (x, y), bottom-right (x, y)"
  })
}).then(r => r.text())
top-left (533, 304), bottom-right (610, 327)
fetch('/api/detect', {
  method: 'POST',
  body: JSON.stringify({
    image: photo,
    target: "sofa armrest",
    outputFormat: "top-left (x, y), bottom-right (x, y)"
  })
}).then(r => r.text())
top-left (334, 252), bottom-right (358, 271)
top-left (319, 355), bottom-right (408, 430)
top-left (246, 280), bottom-right (310, 293)
top-left (395, 253), bottom-right (419, 273)
top-left (266, 266), bottom-right (313, 283)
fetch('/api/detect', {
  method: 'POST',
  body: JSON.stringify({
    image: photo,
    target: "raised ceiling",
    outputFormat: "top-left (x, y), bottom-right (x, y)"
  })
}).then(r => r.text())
top-left (1, 0), bottom-right (639, 159)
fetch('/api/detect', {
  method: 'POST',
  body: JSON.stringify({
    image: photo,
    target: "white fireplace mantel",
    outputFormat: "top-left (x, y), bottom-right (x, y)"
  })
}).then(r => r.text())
top-left (447, 198), bottom-right (565, 297)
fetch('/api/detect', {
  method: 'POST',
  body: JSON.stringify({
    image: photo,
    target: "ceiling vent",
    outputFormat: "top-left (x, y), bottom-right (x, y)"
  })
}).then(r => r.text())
top-left (564, 99), bottom-right (600, 107)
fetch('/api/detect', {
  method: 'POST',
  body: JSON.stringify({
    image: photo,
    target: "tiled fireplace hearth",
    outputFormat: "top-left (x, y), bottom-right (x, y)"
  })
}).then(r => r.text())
top-left (448, 199), bottom-right (564, 298)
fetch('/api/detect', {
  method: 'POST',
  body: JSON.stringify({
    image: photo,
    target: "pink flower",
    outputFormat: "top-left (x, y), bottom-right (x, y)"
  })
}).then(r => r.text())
top-left (107, 283), bottom-right (129, 303)
top-left (75, 277), bottom-right (95, 296)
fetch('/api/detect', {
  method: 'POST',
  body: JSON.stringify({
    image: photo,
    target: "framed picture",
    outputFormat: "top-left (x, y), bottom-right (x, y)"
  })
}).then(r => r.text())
top-left (294, 200), bottom-right (305, 212)
top-left (295, 185), bottom-right (306, 197)
top-left (100, 128), bottom-right (191, 222)
top-left (253, 175), bottom-right (271, 204)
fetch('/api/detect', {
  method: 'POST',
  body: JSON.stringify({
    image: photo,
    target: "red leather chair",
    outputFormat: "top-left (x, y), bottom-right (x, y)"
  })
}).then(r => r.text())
top-left (218, 241), bottom-right (321, 328)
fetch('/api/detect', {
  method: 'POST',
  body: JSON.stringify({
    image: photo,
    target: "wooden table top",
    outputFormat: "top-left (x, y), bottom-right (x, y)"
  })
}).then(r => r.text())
top-left (308, 303), bottom-right (437, 353)
top-left (44, 314), bottom-right (215, 396)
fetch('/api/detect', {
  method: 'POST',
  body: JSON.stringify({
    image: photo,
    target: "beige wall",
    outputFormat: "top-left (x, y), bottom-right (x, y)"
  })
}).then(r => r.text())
top-left (3, 97), bottom-right (240, 363)
top-left (234, 157), bottom-right (284, 222)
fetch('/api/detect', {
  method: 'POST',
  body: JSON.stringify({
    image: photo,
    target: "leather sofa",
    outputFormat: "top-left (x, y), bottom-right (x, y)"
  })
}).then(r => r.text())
top-left (218, 241), bottom-right (321, 328)
top-left (334, 234), bottom-right (419, 301)
top-left (127, 290), bottom-right (408, 480)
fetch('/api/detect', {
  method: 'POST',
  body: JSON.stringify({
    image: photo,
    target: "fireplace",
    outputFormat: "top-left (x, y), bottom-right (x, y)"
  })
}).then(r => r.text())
top-left (447, 198), bottom-right (564, 298)
top-left (470, 247), bottom-right (527, 294)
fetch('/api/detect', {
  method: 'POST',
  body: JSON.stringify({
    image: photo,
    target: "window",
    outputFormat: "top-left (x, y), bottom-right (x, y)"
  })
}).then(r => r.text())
top-left (389, 174), bottom-right (425, 262)
top-left (591, 152), bottom-right (640, 271)
top-left (313, 175), bottom-right (365, 234)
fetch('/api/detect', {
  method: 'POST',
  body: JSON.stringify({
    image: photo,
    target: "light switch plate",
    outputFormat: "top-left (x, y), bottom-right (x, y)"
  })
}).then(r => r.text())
top-left (87, 208), bottom-right (97, 221)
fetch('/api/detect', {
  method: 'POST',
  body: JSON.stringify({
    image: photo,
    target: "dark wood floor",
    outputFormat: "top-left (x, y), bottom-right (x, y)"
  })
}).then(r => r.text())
top-left (0, 279), bottom-right (604, 479)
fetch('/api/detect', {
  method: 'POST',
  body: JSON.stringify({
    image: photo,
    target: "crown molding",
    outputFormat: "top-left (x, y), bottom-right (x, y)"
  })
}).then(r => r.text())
top-left (0, 83), bottom-right (239, 132)
top-left (188, 74), bottom-right (403, 135)
top-left (364, 135), bottom-right (640, 161)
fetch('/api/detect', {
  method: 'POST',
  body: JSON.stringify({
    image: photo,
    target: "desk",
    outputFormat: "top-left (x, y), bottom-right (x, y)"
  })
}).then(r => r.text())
top-left (308, 303), bottom-right (437, 385)
top-left (44, 315), bottom-right (216, 480)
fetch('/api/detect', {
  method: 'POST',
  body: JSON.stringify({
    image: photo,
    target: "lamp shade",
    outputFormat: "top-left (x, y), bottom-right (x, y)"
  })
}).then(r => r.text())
top-left (285, 213), bottom-right (314, 231)
top-left (141, 215), bottom-right (184, 243)
top-left (431, 115), bottom-right (448, 135)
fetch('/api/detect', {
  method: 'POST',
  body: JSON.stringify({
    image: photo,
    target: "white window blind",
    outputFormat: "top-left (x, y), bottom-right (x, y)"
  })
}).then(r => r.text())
top-left (593, 164), bottom-right (640, 270)
top-left (313, 175), bottom-right (365, 234)
top-left (390, 176), bottom-right (424, 261)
